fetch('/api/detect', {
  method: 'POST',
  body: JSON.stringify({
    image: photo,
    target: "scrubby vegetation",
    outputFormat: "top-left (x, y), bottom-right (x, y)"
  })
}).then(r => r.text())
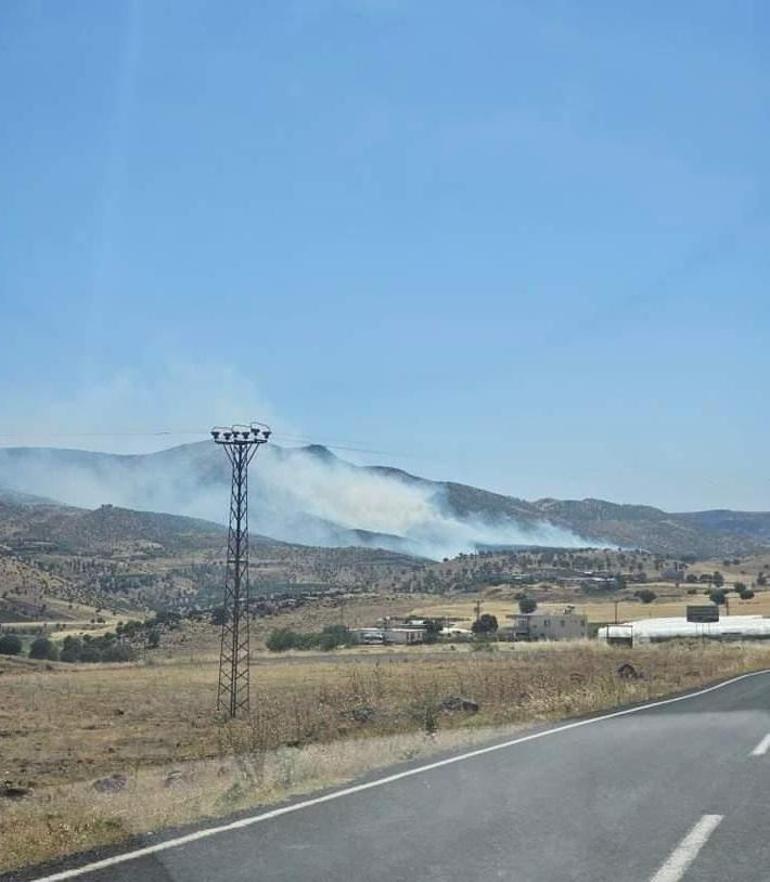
top-left (3, 641), bottom-right (770, 874)
top-left (59, 633), bottom-right (136, 663)
top-left (0, 633), bottom-right (22, 655)
top-left (266, 624), bottom-right (358, 652)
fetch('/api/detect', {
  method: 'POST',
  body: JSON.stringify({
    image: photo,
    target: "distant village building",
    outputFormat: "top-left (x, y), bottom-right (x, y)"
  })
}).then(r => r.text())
top-left (441, 626), bottom-right (473, 639)
top-left (383, 626), bottom-right (425, 645)
top-left (352, 628), bottom-right (385, 645)
top-left (511, 612), bottom-right (588, 641)
top-left (351, 626), bottom-right (425, 645)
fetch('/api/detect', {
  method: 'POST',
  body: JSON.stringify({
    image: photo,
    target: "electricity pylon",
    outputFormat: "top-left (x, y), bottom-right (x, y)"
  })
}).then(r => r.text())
top-left (211, 422), bottom-right (270, 717)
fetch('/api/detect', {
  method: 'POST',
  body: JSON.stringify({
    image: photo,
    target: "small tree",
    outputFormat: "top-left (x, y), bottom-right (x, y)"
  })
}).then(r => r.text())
top-left (739, 588), bottom-right (755, 600)
top-left (29, 637), bottom-right (58, 660)
top-left (0, 634), bottom-right (23, 656)
top-left (635, 589), bottom-right (657, 604)
top-left (709, 588), bottom-right (727, 606)
top-left (712, 572), bottom-right (725, 588)
top-left (518, 597), bottom-right (537, 614)
top-left (733, 582), bottom-right (747, 594)
top-left (59, 635), bottom-right (83, 663)
top-left (471, 613), bottom-right (499, 635)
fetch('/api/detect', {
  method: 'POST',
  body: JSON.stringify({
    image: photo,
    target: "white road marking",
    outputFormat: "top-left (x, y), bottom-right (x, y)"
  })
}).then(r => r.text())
top-left (27, 668), bottom-right (770, 882)
top-left (648, 814), bottom-right (723, 882)
top-left (750, 733), bottom-right (770, 756)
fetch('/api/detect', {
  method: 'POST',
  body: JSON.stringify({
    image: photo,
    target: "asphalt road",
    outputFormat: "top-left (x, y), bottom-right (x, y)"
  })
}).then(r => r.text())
top-left (16, 670), bottom-right (770, 882)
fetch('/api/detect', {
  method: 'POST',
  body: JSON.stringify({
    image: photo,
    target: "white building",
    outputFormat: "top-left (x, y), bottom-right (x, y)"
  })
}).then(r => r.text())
top-left (512, 612), bottom-right (588, 641)
top-left (598, 615), bottom-right (770, 645)
top-left (441, 626), bottom-right (473, 639)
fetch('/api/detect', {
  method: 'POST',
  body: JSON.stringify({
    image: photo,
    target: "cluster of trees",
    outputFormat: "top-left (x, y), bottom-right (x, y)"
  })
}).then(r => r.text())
top-left (58, 633), bottom-right (137, 663)
top-left (115, 611), bottom-right (182, 649)
top-left (0, 631), bottom-right (136, 662)
top-left (0, 633), bottom-right (61, 659)
top-left (685, 571), bottom-right (725, 586)
top-left (266, 624), bottom-right (357, 652)
top-left (708, 585), bottom-right (755, 605)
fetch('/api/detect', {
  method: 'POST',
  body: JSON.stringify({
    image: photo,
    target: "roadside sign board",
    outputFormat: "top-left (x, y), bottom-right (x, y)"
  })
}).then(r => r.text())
top-left (687, 605), bottom-right (719, 623)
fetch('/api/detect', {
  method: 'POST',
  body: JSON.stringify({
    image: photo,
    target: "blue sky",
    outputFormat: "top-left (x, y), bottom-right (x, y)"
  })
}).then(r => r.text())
top-left (1, 0), bottom-right (768, 510)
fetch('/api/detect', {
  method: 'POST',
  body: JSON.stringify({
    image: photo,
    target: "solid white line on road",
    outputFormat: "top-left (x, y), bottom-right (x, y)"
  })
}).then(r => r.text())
top-left (648, 814), bottom-right (723, 882)
top-left (27, 668), bottom-right (770, 882)
top-left (750, 733), bottom-right (770, 756)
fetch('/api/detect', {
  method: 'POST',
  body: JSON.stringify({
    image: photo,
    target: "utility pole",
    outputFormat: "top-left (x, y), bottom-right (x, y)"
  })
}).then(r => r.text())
top-left (211, 422), bottom-right (270, 717)
top-left (474, 598), bottom-right (482, 625)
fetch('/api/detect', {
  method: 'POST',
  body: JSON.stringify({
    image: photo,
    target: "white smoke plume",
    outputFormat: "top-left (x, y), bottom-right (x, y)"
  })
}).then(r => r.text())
top-left (0, 364), bottom-right (587, 559)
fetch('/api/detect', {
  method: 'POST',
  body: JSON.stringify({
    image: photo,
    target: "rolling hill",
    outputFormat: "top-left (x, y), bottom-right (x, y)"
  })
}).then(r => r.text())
top-left (0, 442), bottom-right (769, 557)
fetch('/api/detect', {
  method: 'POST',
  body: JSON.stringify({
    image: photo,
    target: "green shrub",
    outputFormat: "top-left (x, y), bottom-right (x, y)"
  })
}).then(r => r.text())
top-left (58, 632), bottom-right (133, 663)
top-left (60, 635), bottom-right (82, 663)
top-left (266, 628), bottom-right (299, 652)
top-left (471, 613), bottom-right (499, 634)
top-left (266, 625), bottom-right (357, 653)
top-left (709, 588), bottom-right (727, 606)
top-left (101, 642), bottom-right (136, 662)
top-left (29, 637), bottom-right (58, 660)
top-left (0, 633), bottom-right (23, 656)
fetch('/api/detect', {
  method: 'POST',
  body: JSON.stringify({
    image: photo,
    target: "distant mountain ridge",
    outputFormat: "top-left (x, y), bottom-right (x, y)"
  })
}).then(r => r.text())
top-left (0, 442), bottom-right (768, 557)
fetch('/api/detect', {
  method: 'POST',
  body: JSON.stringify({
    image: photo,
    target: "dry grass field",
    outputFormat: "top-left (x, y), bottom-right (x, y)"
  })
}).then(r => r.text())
top-left (411, 585), bottom-right (770, 627)
top-left (3, 640), bottom-right (770, 874)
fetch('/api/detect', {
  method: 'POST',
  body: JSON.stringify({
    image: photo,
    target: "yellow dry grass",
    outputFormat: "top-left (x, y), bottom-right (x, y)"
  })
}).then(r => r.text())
top-left (3, 641), bottom-right (770, 873)
top-left (410, 589), bottom-right (770, 625)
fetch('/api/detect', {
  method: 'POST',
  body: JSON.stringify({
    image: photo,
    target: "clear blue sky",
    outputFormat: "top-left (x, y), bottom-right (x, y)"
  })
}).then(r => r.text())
top-left (1, 0), bottom-right (768, 510)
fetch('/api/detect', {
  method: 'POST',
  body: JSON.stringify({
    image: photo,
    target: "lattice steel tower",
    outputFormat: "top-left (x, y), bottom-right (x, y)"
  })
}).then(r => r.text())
top-left (211, 422), bottom-right (271, 717)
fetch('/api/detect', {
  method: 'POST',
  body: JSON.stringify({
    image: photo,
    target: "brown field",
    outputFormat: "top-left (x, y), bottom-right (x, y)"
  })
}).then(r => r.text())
top-left (3, 640), bottom-right (770, 873)
top-left (411, 585), bottom-right (770, 626)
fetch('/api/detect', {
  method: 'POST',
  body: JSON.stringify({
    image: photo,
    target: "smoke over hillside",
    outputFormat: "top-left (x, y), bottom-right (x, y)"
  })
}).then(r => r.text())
top-left (0, 442), bottom-right (585, 559)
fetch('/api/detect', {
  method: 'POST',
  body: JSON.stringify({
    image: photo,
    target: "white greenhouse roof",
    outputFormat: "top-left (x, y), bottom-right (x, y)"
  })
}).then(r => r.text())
top-left (598, 615), bottom-right (770, 641)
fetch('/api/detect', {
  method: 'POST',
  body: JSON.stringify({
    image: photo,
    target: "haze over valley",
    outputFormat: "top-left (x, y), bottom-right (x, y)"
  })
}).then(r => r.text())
top-left (1, 441), bottom-right (770, 560)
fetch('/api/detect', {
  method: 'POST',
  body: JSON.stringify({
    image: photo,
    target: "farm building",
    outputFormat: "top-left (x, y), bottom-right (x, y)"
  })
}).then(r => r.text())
top-left (511, 612), bottom-right (588, 641)
top-left (351, 628), bottom-right (385, 645)
top-left (383, 627), bottom-right (425, 645)
top-left (350, 626), bottom-right (425, 645)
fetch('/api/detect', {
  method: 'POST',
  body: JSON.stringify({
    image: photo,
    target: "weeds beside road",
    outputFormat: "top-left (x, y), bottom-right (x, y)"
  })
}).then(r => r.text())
top-left (2, 641), bottom-right (770, 874)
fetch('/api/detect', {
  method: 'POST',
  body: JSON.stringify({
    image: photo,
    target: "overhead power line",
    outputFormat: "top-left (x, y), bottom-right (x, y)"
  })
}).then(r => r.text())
top-left (0, 429), bottom-right (420, 460)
